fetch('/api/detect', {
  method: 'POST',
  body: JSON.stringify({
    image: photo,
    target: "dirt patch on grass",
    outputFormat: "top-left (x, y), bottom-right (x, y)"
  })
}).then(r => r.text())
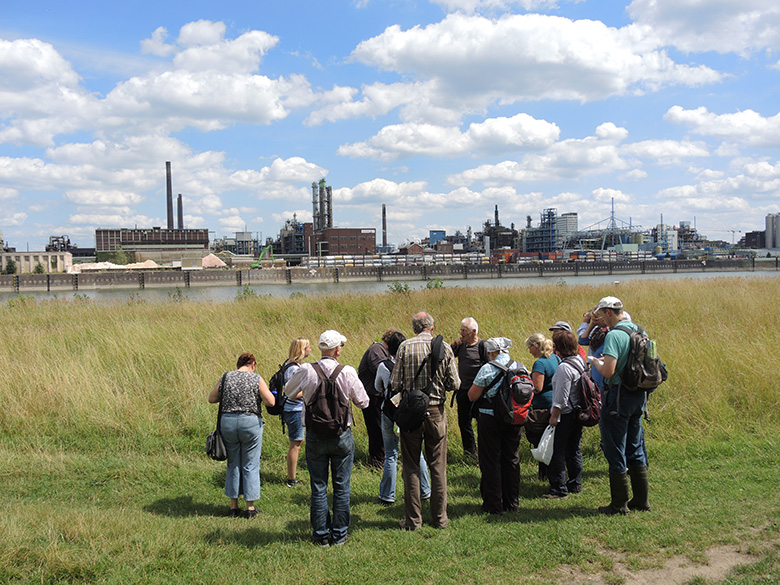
top-left (557, 544), bottom-right (757, 585)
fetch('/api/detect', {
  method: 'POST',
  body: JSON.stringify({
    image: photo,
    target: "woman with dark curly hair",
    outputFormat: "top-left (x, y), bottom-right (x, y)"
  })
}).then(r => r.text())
top-left (208, 353), bottom-right (275, 518)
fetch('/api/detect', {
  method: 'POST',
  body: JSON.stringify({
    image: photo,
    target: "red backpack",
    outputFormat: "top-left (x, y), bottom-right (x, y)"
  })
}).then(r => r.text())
top-left (486, 360), bottom-right (534, 426)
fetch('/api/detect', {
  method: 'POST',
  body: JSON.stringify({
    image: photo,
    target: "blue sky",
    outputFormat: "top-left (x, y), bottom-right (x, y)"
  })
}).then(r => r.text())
top-left (2, 0), bottom-right (780, 251)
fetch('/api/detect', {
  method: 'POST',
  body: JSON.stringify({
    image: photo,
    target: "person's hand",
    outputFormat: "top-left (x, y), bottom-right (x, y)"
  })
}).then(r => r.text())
top-left (583, 311), bottom-right (591, 323)
top-left (549, 415), bottom-right (559, 427)
top-left (452, 337), bottom-right (463, 346)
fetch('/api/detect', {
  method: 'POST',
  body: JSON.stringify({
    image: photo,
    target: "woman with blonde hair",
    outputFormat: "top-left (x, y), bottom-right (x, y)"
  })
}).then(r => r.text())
top-left (281, 337), bottom-right (312, 487)
top-left (208, 353), bottom-right (275, 517)
top-left (524, 333), bottom-right (560, 481)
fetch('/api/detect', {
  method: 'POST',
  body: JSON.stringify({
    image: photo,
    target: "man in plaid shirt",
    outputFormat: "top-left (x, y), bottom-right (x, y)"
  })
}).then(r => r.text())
top-left (390, 311), bottom-right (460, 530)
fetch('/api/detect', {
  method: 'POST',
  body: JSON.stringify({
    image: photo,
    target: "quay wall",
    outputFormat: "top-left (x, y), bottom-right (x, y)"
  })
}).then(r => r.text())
top-left (0, 258), bottom-right (775, 293)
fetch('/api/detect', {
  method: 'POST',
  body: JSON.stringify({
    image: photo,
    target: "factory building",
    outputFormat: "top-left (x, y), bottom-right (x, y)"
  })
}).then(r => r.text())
top-left (272, 178), bottom-right (376, 257)
top-left (94, 162), bottom-right (209, 261)
top-left (766, 213), bottom-right (780, 249)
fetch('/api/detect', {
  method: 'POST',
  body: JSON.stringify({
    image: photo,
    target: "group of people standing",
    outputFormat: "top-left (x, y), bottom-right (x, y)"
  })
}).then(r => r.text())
top-left (208, 295), bottom-right (652, 546)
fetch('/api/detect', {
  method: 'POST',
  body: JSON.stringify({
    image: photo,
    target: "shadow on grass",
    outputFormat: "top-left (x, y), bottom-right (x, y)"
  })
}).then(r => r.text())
top-left (204, 521), bottom-right (310, 548)
top-left (145, 495), bottom-right (228, 518)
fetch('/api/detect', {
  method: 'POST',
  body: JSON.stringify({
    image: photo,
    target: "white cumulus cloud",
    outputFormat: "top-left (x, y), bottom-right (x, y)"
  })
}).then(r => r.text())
top-left (628, 0), bottom-right (780, 56)
top-left (339, 114), bottom-right (560, 160)
top-left (448, 123), bottom-right (629, 186)
top-left (349, 13), bottom-right (722, 119)
top-left (664, 106), bottom-right (780, 147)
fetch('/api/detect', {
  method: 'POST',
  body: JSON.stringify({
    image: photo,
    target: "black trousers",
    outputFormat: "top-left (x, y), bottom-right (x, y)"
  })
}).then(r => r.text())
top-left (547, 411), bottom-right (583, 496)
top-left (361, 394), bottom-right (385, 466)
top-left (456, 391), bottom-right (478, 456)
top-left (477, 412), bottom-right (522, 513)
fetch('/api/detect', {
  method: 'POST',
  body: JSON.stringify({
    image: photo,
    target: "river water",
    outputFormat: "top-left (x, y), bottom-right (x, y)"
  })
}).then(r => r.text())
top-left (1, 269), bottom-right (777, 304)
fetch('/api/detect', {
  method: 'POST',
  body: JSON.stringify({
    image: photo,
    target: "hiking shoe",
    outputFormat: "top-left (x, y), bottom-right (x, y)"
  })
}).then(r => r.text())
top-left (542, 492), bottom-right (568, 500)
top-left (377, 497), bottom-right (394, 506)
top-left (313, 539), bottom-right (330, 548)
top-left (246, 508), bottom-right (259, 519)
top-left (286, 479), bottom-right (302, 488)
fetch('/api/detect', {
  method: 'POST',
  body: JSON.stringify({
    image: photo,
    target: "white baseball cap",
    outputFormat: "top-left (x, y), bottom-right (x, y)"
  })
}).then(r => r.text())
top-left (595, 296), bottom-right (623, 311)
top-left (318, 330), bottom-right (347, 350)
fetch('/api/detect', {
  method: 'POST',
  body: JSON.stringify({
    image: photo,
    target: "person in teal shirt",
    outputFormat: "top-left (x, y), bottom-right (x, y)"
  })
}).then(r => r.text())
top-left (589, 297), bottom-right (650, 516)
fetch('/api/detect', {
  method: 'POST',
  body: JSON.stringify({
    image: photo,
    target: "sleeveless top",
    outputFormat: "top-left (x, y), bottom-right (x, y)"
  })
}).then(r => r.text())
top-left (221, 370), bottom-right (261, 415)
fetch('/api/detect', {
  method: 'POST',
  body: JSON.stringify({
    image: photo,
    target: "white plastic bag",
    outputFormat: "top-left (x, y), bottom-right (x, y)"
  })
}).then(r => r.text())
top-left (531, 424), bottom-right (555, 465)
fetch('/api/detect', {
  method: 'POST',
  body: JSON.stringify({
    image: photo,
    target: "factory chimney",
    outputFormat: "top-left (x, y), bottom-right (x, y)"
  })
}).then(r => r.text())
top-left (326, 186), bottom-right (333, 228)
top-left (311, 182), bottom-right (319, 232)
top-left (166, 162), bottom-right (174, 230)
top-left (382, 204), bottom-right (387, 249)
top-left (495, 205), bottom-right (499, 227)
top-left (177, 194), bottom-right (183, 230)
top-left (318, 179), bottom-right (327, 230)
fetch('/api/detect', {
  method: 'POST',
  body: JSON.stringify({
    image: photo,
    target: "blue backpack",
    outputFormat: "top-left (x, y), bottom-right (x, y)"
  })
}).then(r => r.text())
top-left (265, 360), bottom-right (294, 416)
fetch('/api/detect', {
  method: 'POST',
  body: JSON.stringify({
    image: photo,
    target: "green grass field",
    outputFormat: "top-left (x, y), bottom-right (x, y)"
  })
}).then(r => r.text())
top-left (1, 277), bottom-right (778, 584)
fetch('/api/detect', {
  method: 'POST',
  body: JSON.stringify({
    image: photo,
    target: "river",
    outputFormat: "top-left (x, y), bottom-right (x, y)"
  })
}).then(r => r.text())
top-left (1, 269), bottom-right (777, 304)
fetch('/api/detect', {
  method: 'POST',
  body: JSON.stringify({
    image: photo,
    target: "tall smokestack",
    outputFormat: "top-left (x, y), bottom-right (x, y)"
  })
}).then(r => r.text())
top-left (318, 179), bottom-right (326, 230)
top-left (326, 186), bottom-right (333, 228)
top-left (177, 194), bottom-right (183, 230)
top-left (311, 182), bottom-right (319, 232)
top-left (495, 205), bottom-right (499, 227)
top-left (166, 161), bottom-right (174, 230)
top-left (382, 204), bottom-right (387, 249)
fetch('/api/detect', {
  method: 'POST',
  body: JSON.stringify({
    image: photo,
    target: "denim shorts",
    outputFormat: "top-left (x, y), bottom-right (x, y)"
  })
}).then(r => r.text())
top-left (282, 410), bottom-right (305, 442)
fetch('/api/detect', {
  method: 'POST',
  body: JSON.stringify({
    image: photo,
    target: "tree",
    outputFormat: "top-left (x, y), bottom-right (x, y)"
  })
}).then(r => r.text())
top-left (3, 259), bottom-right (17, 275)
top-left (33, 262), bottom-right (45, 274)
top-left (110, 247), bottom-right (130, 265)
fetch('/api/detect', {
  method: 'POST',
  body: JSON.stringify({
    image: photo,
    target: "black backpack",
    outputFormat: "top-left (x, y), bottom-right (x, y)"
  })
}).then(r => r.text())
top-left (395, 335), bottom-right (446, 432)
top-left (358, 342), bottom-right (387, 398)
top-left (265, 360), bottom-right (295, 416)
top-left (485, 360), bottom-right (534, 425)
top-left (613, 325), bottom-right (668, 393)
top-left (564, 357), bottom-right (601, 427)
top-left (305, 361), bottom-right (348, 437)
top-left (380, 358), bottom-right (398, 421)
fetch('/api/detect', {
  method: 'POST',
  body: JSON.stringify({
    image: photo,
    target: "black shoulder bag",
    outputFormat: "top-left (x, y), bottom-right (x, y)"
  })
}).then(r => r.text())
top-left (206, 373), bottom-right (228, 461)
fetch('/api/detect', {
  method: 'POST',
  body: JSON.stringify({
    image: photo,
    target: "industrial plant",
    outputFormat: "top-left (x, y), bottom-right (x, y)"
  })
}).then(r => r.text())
top-left (2, 159), bottom-right (779, 275)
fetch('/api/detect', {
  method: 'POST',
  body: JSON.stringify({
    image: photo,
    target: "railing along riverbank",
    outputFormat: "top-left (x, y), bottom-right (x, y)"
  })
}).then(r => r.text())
top-left (0, 257), bottom-right (777, 293)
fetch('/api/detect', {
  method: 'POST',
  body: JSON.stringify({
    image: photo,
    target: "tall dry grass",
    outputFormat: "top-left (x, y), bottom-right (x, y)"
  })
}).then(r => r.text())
top-left (1, 276), bottom-right (777, 452)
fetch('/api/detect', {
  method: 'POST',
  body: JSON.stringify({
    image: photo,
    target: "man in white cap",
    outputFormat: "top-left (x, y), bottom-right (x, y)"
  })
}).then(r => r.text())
top-left (285, 329), bottom-right (369, 546)
top-left (588, 297), bottom-right (651, 515)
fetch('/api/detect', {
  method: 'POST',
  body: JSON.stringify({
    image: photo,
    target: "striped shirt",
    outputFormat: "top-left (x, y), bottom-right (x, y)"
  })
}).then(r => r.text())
top-left (389, 331), bottom-right (460, 405)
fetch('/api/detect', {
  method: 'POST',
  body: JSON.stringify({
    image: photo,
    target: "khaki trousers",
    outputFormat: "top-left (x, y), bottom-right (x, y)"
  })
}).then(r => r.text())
top-left (399, 403), bottom-right (448, 529)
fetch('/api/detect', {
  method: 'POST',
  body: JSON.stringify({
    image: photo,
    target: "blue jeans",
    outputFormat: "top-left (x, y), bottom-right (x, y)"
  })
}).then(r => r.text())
top-left (282, 409), bottom-right (305, 442)
top-left (600, 384), bottom-right (648, 473)
top-left (220, 413), bottom-right (263, 501)
top-left (379, 413), bottom-right (430, 503)
top-left (306, 428), bottom-right (355, 545)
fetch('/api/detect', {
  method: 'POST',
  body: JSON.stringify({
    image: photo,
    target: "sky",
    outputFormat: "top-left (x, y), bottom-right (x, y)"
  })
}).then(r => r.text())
top-left (2, 0), bottom-right (780, 251)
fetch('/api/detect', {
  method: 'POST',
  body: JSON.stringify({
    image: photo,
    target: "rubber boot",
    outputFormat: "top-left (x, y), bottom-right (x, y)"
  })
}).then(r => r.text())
top-left (598, 471), bottom-right (629, 515)
top-left (627, 465), bottom-right (651, 511)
